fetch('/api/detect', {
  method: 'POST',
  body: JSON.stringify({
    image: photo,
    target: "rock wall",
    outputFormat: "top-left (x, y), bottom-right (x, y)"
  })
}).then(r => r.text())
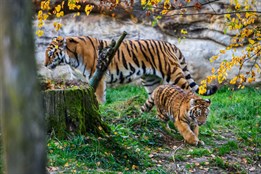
top-left (35, 0), bottom-right (261, 86)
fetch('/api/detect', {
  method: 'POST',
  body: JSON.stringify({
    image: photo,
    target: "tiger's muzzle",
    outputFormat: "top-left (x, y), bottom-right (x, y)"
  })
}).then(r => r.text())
top-left (46, 57), bottom-right (64, 69)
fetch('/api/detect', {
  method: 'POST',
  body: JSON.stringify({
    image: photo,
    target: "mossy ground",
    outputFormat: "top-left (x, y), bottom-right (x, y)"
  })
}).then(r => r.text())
top-left (46, 84), bottom-right (261, 173)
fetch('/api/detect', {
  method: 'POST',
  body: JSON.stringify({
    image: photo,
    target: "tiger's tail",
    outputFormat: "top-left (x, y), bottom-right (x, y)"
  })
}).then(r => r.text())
top-left (175, 48), bottom-right (218, 96)
top-left (141, 92), bottom-right (155, 112)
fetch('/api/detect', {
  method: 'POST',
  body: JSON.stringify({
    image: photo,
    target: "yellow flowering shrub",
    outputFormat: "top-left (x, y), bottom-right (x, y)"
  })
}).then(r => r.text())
top-left (199, 0), bottom-right (261, 92)
top-left (36, 0), bottom-right (94, 37)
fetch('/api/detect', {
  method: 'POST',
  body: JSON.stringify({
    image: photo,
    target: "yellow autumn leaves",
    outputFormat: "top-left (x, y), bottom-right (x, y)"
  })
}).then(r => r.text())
top-left (85, 4), bottom-right (94, 16)
top-left (199, 0), bottom-right (260, 94)
top-left (68, 0), bottom-right (81, 10)
top-left (141, 0), bottom-right (161, 6)
top-left (162, 0), bottom-right (171, 15)
top-left (40, 0), bottom-right (51, 11)
top-left (36, 0), bottom-right (94, 37)
top-left (225, 12), bottom-right (257, 32)
top-left (141, 0), bottom-right (171, 15)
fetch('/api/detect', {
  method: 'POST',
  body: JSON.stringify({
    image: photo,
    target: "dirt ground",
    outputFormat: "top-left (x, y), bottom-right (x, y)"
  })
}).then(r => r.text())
top-left (149, 129), bottom-right (260, 174)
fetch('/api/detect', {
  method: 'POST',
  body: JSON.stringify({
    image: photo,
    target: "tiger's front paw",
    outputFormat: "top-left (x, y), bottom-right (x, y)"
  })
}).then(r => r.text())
top-left (185, 135), bottom-right (199, 146)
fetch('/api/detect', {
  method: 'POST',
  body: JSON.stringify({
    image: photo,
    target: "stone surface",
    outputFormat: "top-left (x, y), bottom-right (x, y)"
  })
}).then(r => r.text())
top-left (37, 64), bottom-right (87, 82)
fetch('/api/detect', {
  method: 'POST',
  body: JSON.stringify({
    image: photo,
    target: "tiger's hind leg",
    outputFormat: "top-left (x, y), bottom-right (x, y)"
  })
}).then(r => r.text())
top-left (167, 72), bottom-right (190, 90)
top-left (156, 108), bottom-right (169, 122)
top-left (95, 76), bottom-right (106, 103)
top-left (155, 108), bottom-right (171, 129)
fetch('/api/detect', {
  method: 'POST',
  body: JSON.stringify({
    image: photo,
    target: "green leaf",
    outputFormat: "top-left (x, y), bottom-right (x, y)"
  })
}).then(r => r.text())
top-left (224, 28), bottom-right (227, 34)
top-left (152, 19), bottom-right (158, 27)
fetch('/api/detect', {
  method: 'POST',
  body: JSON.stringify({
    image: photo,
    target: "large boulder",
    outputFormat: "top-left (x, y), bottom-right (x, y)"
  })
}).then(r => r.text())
top-left (37, 64), bottom-right (87, 82)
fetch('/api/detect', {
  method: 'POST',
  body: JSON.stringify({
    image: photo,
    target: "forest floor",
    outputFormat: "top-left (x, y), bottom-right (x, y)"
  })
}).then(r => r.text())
top-left (47, 85), bottom-right (260, 174)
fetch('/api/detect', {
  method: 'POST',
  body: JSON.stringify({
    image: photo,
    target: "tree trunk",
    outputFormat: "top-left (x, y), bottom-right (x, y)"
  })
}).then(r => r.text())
top-left (0, 1), bottom-right (46, 174)
top-left (42, 85), bottom-right (110, 139)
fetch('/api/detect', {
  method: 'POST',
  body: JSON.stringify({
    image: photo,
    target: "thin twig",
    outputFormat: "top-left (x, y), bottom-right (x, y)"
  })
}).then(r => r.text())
top-left (159, 10), bottom-right (261, 17)
top-left (247, 49), bottom-right (261, 75)
top-left (142, 0), bottom-right (220, 11)
top-left (233, 47), bottom-right (261, 88)
top-left (171, 144), bottom-right (184, 163)
top-left (207, 0), bottom-right (217, 14)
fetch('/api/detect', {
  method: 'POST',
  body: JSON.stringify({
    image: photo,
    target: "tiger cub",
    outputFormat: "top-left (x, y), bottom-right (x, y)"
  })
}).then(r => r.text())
top-left (141, 84), bottom-right (211, 146)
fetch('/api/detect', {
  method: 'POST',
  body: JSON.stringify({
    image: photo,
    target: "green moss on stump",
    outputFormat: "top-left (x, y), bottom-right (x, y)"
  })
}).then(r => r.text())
top-left (43, 87), bottom-right (109, 139)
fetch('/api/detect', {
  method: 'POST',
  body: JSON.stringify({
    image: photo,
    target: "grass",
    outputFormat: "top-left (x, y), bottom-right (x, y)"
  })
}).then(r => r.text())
top-left (216, 140), bottom-right (238, 156)
top-left (46, 84), bottom-right (260, 173)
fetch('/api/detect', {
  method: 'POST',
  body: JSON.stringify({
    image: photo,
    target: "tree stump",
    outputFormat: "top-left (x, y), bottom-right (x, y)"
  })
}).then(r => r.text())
top-left (42, 82), bottom-right (109, 139)
top-left (41, 32), bottom-right (127, 139)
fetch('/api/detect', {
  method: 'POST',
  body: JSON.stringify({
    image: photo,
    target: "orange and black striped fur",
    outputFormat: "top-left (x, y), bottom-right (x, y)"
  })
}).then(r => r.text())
top-left (141, 85), bottom-right (211, 146)
top-left (44, 36), bottom-right (217, 103)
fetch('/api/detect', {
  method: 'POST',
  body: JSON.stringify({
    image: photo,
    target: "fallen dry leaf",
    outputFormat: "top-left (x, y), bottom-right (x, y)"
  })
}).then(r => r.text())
top-left (249, 167), bottom-right (255, 171)
top-left (242, 158), bottom-right (248, 164)
top-left (195, 162), bottom-right (200, 166)
top-left (204, 167), bottom-right (209, 171)
top-left (47, 166), bottom-right (59, 172)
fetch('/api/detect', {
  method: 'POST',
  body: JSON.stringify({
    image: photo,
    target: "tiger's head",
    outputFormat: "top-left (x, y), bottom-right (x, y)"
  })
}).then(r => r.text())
top-left (188, 98), bottom-right (211, 126)
top-left (44, 36), bottom-right (66, 69)
top-left (45, 36), bottom-right (91, 70)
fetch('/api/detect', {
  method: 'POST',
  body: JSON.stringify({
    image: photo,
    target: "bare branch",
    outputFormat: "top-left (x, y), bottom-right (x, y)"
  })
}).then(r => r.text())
top-left (89, 31), bottom-right (128, 90)
top-left (206, 0), bottom-right (217, 14)
top-left (157, 10), bottom-right (261, 17)
top-left (143, 0), bottom-right (220, 11)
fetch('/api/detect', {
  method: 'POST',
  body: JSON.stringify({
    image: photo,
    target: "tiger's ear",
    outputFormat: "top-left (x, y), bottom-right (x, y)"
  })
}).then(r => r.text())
top-left (57, 36), bottom-right (64, 46)
top-left (205, 99), bottom-right (211, 104)
top-left (190, 99), bottom-right (195, 107)
top-left (57, 36), bottom-right (63, 40)
top-left (68, 38), bottom-right (78, 43)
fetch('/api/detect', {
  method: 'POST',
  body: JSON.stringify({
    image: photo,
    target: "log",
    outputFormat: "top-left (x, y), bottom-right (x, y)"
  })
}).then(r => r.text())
top-left (42, 82), bottom-right (109, 139)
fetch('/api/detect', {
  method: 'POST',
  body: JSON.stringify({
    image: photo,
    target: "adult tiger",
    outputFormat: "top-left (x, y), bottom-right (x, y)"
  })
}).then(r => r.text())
top-left (141, 84), bottom-right (211, 146)
top-left (44, 36), bottom-right (217, 103)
